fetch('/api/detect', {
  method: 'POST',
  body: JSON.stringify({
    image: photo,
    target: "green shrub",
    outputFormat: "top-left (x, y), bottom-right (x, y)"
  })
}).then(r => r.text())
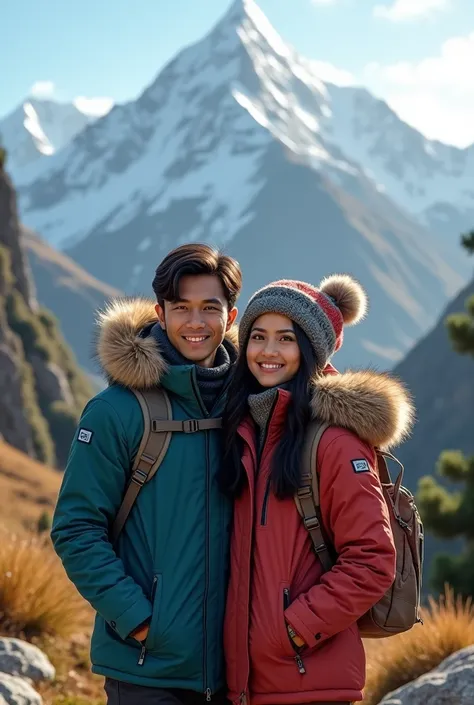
top-left (0, 245), bottom-right (14, 295)
top-left (13, 341), bottom-right (55, 466)
top-left (7, 291), bottom-right (52, 361)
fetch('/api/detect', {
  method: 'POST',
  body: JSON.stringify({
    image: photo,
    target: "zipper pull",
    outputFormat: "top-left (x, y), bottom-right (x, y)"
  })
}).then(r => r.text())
top-left (138, 645), bottom-right (147, 666)
top-left (294, 653), bottom-right (306, 674)
top-left (205, 688), bottom-right (212, 701)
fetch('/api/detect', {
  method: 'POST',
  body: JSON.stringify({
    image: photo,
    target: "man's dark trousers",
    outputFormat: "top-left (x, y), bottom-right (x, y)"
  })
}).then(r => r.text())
top-left (104, 678), bottom-right (229, 705)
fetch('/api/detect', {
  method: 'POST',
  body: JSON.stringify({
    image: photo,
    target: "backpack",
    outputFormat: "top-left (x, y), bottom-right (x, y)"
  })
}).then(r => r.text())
top-left (111, 388), bottom-right (222, 543)
top-left (294, 420), bottom-right (424, 639)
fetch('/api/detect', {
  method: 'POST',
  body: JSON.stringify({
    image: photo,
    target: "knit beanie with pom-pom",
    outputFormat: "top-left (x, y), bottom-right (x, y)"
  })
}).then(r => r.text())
top-left (238, 274), bottom-right (368, 369)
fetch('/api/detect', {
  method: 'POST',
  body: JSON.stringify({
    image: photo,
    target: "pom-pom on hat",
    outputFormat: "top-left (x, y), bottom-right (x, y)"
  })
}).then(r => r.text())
top-left (239, 274), bottom-right (368, 369)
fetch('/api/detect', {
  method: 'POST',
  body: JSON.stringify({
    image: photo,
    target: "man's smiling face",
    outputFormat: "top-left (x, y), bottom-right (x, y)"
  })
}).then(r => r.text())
top-left (155, 274), bottom-right (237, 368)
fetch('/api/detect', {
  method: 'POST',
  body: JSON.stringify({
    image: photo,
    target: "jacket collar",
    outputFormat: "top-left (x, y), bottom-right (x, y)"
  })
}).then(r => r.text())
top-left (239, 366), bottom-right (414, 451)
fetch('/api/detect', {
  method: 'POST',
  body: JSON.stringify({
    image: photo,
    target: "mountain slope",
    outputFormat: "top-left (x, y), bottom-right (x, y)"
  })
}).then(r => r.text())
top-left (394, 275), bottom-right (474, 572)
top-left (0, 164), bottom-right (92, 467)
top-left (13, 0), bottom-right (470, 368)
top-left (396, 276), bottom-right (474, 479)
top-left (23, 228), bottom-right (121, 374)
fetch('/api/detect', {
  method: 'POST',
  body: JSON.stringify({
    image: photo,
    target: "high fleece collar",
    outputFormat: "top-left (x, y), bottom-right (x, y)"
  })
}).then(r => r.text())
top-left (242, 366), bottom-right (415, 452)
top-left (95, 297), bottom-right (239, 389)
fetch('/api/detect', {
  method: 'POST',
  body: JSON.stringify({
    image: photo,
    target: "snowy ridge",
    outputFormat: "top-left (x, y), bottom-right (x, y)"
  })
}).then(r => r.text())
top-left (0, 99), bottom-right (102, 171)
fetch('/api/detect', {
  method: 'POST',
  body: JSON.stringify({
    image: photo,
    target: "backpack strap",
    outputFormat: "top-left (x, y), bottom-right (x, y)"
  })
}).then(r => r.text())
top-left (295, 420), bottom-right (334, 573)
top-left (111, 387), bottom-right (222, 543)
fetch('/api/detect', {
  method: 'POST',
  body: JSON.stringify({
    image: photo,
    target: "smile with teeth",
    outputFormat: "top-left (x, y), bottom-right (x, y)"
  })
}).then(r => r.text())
top-left (183, 335), bottom-right (209, 343)
top-left (259, 362), bottom-right (284, 370)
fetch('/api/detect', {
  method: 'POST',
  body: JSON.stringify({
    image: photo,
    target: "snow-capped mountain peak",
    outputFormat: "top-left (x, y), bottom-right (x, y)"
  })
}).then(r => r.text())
top-left (5, 0), bottom-right (473, 372)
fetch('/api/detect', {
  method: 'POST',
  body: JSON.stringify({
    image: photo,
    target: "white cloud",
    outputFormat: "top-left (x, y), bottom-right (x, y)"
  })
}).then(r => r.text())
top-left (373, 0), bottom-right (450, 22)
top-left (73, 96), bottom-right (114, 117)
top-left (363, 32), bottom-right (474, 146)
top-left (30, 81), bottom-right (56, 98)
top-left (311, 60), bottom-right (354, 86)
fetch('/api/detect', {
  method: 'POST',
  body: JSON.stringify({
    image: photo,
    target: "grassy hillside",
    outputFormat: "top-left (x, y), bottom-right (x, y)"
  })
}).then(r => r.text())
top-left (0, 440), bottom-right (60, 534)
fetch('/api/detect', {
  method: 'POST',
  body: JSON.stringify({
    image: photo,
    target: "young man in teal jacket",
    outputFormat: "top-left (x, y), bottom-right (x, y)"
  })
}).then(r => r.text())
top-left (51, 244), bottom-right (241, 705)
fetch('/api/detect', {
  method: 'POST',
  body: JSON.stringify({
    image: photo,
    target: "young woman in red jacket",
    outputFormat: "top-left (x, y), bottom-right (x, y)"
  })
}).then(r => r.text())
top-left (220, 275), bottom-right (414, 705)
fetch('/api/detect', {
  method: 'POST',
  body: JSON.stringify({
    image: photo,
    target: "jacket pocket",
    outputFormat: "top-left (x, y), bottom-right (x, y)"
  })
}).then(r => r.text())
top-left (279, 585), bottom-right (298, 656)
top-left (143, 573), bottom-right (163, 653)
top-left (280, 585), bottom-right (307, 674)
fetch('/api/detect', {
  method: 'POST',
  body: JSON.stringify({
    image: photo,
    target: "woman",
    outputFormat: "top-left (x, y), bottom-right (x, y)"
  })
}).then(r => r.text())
top-left (220, 275), bottom-right (414, 705)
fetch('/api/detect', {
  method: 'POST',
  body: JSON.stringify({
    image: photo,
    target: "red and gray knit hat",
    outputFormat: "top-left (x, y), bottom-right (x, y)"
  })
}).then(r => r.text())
top-left (239, 274), bottom-right (368, 369)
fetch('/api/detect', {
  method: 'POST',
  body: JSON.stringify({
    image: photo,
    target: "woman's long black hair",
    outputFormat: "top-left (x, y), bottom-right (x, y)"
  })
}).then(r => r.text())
top-left (219, 322), bottom-right (318, 500)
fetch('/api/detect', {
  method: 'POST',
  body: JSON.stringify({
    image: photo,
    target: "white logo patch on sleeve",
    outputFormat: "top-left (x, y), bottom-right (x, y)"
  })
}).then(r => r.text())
top-left (351, 458), bottom-right (370, 474)
top-left (77, 428), bottom-right (93, 444)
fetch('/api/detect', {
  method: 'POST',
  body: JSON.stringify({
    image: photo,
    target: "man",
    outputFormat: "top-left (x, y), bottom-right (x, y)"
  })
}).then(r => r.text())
top-left (51, 244), bottom-right (242, 705)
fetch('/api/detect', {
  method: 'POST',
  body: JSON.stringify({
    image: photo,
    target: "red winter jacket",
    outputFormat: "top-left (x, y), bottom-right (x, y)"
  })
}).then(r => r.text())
top-left (224, 369), bottom-right (414, 705)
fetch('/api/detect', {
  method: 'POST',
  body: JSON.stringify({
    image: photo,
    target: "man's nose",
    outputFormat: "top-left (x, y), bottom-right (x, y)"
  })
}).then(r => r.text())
top-left (187, 310), bottom-right (205, 329)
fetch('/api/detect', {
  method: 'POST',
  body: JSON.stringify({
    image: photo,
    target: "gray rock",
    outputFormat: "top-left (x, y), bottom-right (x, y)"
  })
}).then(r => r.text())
top-left (0, 639), bottom-right (55, 683)
top-left (29, 354), bottom-right (74, 407)
top-left (0, 674), bottom-right (42, 705)
top-left (380, 645), bottom-right (474, 704)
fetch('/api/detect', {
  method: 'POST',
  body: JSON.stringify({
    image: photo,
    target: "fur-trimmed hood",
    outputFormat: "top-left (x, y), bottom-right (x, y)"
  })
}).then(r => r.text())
top-left (309, 368), bottom-right (414, 450)
top-left (95, 297), bottom-right (239, 389)
top-left (96, 298), bottom-right (414, 449)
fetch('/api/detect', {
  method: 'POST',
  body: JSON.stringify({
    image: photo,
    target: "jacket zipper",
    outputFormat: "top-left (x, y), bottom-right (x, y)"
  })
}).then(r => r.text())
top-left (283, 587), bottom-right (306, 675)
top-left (203, 431), bottom-right (211, 699)
top-left (258, 395), bottom-right (279, 526)
top-left (138, 574), bottom-right (159, 666)
top-left (260, 476), bottom-right (271, 525)
top-left (191, 371), bottom-right (212, 700)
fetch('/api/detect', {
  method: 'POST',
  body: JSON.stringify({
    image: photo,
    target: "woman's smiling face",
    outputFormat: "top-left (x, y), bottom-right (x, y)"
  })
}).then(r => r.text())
top-left (246, 312), bottom-right (301, 388)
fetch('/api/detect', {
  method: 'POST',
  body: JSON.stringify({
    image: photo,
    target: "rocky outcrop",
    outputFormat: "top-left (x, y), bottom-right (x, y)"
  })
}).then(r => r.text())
top-left (0, 171), bottom-right (36, 308)
top-left (0, 637), bottom-right (55, 705)
top-left (0, 158), bottom-right (93, 467)
top-left (380, 646), bottom-right (474, 704)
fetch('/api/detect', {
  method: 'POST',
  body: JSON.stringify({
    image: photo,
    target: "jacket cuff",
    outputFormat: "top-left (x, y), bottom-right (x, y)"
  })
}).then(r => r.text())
top-left (110, 599), bottom-right (153, 641)
top-left (284, 603), bottom-right (328, 650)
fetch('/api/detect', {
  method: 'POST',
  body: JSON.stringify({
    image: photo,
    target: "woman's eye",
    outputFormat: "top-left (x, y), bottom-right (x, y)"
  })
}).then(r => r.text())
top-left (251, 334), bottom-right (264, 340)
top-left (281, 336), bottom-right (295, 342)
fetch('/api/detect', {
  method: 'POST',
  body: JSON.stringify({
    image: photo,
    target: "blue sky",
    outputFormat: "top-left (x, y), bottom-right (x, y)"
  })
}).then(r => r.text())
top-left (3, 0), bottom-right (474, 146)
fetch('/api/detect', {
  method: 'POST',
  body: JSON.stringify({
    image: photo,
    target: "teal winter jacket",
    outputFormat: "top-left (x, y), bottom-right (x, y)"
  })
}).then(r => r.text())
top-left (51, 299), bottom-right (236, 694)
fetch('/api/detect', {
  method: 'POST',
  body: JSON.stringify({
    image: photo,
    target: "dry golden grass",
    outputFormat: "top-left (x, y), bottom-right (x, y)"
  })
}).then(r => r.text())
top-left (363, 587), bottom-right (474, 704)
top-left (0, 443), bottom-right (105, 702)
top-left (0, 440), bottom-right (61, 534)
top-left (0, 529), bottom-right (89, 638)
top-left (34, 632), bottom-right (105, 705)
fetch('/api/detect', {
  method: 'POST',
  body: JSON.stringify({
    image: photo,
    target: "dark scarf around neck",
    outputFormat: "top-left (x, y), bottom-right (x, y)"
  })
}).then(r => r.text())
top-left (149, 324), bottom-right (235, 410)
